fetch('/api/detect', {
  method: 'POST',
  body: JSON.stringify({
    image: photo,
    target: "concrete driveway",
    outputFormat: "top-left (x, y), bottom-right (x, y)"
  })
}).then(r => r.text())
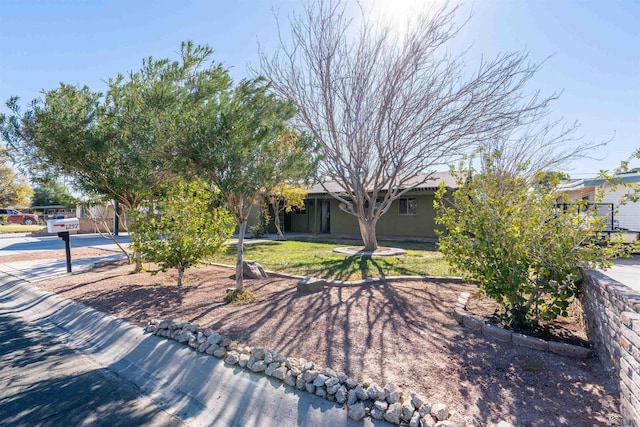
top-left (601, 255), bottom-right (640, 294)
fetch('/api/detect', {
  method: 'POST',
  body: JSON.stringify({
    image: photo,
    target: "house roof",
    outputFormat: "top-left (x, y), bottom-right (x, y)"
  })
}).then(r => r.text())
top-left (307, 171), bottom-right (455, 195)
top-left (584, 172), bottom-right (640, 186)
top-left (557, 172), bottom-right (640, 192)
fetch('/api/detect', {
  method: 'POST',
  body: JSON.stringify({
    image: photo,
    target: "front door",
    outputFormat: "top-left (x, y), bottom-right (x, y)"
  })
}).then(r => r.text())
top-left (321, 200), bottom-right (330, 234)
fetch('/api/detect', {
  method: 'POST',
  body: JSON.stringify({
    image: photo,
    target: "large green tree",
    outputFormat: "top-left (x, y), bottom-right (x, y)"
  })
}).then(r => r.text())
top-left (31, 181), bottom-right (75, 207)
top-left (0, 148), bottom-right (32, 207)
top-left (186, 78), bottom-right (317, 290)
top-left (1, 42), bottom-right (231, 269)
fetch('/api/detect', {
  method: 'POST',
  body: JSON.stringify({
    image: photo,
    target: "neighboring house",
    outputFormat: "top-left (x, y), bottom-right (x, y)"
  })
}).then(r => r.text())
top-left (262, 171), bottom-right (456, 239)
top-left (30, 205), bottom-right (76, 220)
top-left (557, 173), bottom-right (640, 232)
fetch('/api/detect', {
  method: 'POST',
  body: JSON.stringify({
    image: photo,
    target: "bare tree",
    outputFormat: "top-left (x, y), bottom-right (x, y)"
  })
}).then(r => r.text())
top-left (477, 116), bottom-right (606, 181)
top-left (260, 0), bottom-right (580, 251)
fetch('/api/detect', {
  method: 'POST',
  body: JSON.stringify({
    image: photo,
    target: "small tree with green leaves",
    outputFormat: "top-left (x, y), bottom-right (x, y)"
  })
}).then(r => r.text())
top-left (267, 184), bottom-right (307, 240)
top-left (435, 157), bottom-right (631, 329)
top-left (185, 78), bottom-right (318, 290)
top-left (130, 180), bottom-right (235, 286)
top-left (31, 181), bottom-right (76, 207)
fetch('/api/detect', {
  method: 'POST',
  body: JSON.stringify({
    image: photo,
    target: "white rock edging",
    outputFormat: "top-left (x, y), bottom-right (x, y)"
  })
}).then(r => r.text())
top-left (145, 318), bottom-right (511, 427)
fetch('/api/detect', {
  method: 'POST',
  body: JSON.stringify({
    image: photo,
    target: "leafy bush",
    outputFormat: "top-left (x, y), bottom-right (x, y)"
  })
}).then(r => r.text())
top-left (223, 288), bottom-right (257, 305)
top-left (0, 215), bottom-right (7, 225)
top-left (130, 180), bottom-right (235, 286)
top-left (435, 162), bottom-right (630, 329)
top-left (248, 204), bottom-right (270, 238)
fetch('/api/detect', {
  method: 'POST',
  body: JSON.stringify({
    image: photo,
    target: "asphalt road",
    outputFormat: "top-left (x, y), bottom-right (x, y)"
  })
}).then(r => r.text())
top-left (0, 310), bottom-right (183, 427)
top-left (0, 233), bottom-right (131, 252)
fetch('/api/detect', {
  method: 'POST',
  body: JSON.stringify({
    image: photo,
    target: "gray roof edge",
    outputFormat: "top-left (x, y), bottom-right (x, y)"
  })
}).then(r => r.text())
top-left (307, 171), bottom-right (455, 195)
top-left (584, 172), bottom-right (640, 186)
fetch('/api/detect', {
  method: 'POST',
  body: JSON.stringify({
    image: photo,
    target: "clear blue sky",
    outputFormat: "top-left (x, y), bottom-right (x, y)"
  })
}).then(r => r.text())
top-left (1, 0), bottom-right (638, 176)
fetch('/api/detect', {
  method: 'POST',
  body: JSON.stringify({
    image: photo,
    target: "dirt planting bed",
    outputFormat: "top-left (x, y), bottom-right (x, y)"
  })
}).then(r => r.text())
top-left (25, 258), bottom-right (619, 426)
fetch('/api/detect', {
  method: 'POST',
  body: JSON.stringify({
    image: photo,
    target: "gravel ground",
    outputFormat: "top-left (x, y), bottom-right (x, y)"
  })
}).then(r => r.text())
top-left (24, 258), bottom-right (620, 426)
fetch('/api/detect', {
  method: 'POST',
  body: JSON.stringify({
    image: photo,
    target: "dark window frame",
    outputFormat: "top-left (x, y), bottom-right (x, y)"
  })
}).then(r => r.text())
top-left (398, 197), bottom-right (417, 215)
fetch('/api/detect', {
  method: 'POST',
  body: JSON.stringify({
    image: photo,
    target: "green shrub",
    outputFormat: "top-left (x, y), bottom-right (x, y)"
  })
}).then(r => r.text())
top-left (130, 180), bottom-right (235, 286)
top-left (435, 162), bottom-right (630, 329)
top-left (248, 204), bottom-right (270, 238)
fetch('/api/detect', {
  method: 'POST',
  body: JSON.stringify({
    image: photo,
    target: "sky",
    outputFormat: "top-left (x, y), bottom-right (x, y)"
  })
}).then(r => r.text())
top-left (1, 0), bottom-right (638, 177)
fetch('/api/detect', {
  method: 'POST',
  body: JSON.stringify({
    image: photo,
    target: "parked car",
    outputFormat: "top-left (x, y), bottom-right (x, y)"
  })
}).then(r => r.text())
top-left (0, 209), bottom-right (39, 225)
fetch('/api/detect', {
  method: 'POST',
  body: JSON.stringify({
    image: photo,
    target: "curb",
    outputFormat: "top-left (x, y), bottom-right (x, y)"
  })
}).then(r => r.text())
top-left (146, 318), bottom-right (488, 427)
top-left (454, 292), bottom-right (593, 359)
top-left (0, 232), bottom-right (33, 239)
top-left (0, 274), bottom-right (385, 427)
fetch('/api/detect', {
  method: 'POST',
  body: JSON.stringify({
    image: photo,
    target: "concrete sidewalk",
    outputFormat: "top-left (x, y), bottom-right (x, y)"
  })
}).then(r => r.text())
top-left (601, 255), bottom-right (640, 294)
top-left (0, 257), bottom-right (388, 427)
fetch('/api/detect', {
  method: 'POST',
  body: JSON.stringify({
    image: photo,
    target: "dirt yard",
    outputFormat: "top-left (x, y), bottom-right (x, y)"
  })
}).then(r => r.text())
top-left (25, 257), bottom-right (619, 426)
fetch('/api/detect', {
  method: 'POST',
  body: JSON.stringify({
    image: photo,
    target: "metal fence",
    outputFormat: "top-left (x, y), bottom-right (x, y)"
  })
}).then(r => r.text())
top-left (556, 202), bottom-right (615, 231)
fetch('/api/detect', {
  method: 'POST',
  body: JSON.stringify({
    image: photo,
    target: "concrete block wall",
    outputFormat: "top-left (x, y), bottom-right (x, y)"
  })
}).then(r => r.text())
top-left (581, 270), bottom-right (640, 427)
top-left (77, 217), bottom-right (128, 234)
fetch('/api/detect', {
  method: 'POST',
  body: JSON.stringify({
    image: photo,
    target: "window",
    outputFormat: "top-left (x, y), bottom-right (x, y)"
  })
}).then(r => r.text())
top-left (292, 202), bottom-right (306, 215)
top-left (399, 198), bottom-right (417, 215)
top-left (364, 199), bottom-right (381, 210)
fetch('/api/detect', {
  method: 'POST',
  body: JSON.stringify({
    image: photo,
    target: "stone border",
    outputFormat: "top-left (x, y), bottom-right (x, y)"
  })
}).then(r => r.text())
top-left (332, 247), bottom-right (407, 257)
top-left (145, 319), bottom-right (512, 427)
top-left (453, 292), bottom-right (593, 359)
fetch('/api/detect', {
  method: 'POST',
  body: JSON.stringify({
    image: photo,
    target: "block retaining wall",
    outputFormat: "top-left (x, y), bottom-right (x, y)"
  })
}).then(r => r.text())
top-left (581, 270), bottom-right (640, 427)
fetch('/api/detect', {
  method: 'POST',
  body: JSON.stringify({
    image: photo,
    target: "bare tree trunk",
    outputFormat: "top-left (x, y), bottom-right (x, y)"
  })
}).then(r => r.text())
top-left (90, 209), bottom-right (135, 267)
top-left (235, 220), bottom-right (247, 290)
top-left (133, 251), bottom-right (142, 273)
top-left (358, 218), bottom-right (378, 252)
top-left (177, 265), bottom-right (184, 287)
top-left (260, 1), bottom-right (593, 251)
top-left (272, 203), bottom-right (285, 240)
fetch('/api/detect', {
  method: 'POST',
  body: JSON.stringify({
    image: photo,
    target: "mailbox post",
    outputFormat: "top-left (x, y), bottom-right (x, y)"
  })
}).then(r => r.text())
top-left (47, 218), bottom-right (80, 273)
top-left (59, 231), bottom-right (72, 273)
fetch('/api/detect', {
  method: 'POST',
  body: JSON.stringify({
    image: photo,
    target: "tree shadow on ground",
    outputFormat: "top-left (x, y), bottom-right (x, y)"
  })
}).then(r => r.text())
top-left (33, 262), bottom-right (621, 425)
top-left (0, 313), bottom-right (181, 427)
top-left (207, 278), bottom-right (462, 390)
top-left (72, 284), bottom-right (194, 326)
top-left (288, 255), bottom-right (426, 281)
top-left (445, 328), bottom-right (619, 426)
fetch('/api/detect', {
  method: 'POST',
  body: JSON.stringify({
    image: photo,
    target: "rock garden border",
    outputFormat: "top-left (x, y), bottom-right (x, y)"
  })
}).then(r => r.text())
top-left (453, 292), bottom-right (593, 359)
top-left (145, 319), bottom-right (512, 427)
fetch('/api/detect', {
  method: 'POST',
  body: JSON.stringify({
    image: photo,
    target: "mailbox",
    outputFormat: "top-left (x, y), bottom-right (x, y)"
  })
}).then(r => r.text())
top-left (47, 218), bottom-right (80, 234)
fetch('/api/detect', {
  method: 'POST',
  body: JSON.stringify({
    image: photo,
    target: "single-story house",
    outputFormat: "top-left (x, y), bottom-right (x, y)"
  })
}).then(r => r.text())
top-left (556, 173), bottom-right (640, 232)
top-left (259, 171), bottom-right (456, 239)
